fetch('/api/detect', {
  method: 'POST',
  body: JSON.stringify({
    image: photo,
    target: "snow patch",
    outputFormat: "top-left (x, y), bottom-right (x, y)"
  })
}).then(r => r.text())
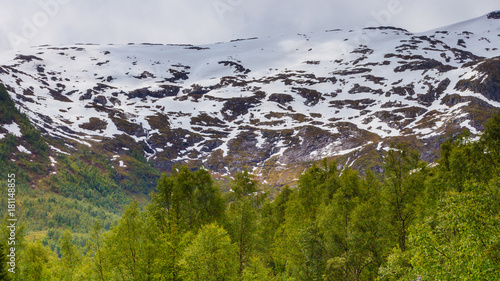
top-left (4, 123), bottom-right (22, 137)
top-left (49, 156), bottom-right (57, 166)
top-left (50, 145), bottom-right (71, 155)
top-left (17, 145), bottom-right (32, 154)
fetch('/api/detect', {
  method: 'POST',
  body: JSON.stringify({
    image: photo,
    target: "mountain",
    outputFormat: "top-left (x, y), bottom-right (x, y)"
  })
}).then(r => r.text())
top-left (1, 11), bottom-right (500, 187)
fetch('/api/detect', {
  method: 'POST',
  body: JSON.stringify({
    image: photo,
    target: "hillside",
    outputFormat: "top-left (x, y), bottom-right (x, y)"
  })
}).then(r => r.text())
top-left (1, 10), bottom-right (500, 281)
top-left (1, 11), bottom-right (500, 188)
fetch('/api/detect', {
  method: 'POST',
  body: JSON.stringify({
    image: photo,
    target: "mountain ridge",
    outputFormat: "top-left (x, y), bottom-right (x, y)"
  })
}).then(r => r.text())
top-left (1, 12), bottom-right (500, 186)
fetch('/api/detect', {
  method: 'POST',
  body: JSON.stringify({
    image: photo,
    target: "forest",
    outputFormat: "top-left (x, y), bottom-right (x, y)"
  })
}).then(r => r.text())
top-left (1, 111), bottom-right (500, 280)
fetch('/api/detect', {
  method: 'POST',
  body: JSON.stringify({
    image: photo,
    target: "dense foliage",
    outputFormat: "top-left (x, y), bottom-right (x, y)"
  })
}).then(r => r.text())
top-left (2, 110), bottom-right (500, 280)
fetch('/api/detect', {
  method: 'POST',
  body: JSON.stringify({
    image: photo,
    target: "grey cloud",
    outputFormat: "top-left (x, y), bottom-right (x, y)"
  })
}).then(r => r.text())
top-left (0, 0), bottom-right (498, 51)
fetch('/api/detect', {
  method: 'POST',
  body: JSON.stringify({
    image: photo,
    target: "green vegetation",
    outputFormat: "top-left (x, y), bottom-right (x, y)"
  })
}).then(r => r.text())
top-left (0, 83), bottom-right (158, 273)
top-left (180, 223), bottom-right (238, 281)
top-left (1, 73), bottom-right (500, 279)
top-left (0, 84), bottom-right (50, 182)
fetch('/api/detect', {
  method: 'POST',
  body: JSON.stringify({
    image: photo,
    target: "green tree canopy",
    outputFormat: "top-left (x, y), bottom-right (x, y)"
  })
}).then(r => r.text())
top-left (179, 223), bottom-right (238, 281)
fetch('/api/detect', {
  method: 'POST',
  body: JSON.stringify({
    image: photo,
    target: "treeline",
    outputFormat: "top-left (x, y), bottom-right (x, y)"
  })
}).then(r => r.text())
top-left (2, 112), bottom-right (500, 280)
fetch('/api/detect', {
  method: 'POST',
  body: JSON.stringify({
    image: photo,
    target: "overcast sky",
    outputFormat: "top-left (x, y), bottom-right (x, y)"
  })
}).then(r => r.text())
top-left (0, 0), bottom-right (498, 51)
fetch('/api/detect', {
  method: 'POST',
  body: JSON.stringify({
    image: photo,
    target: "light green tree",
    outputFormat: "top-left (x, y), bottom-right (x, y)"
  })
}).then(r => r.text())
top-left (408, 188), bottom-right (500, 280)
top-left (179, 223), bottom-right (238, 281)
top-left (102, 200), bottom-right (143, 280)
top-left (21, 241), bottom-right (55, 281)
top-left (241, 256), bottom-right (273, 281)
top-left (82, 221), bottom-right (108, 281)
top-left (0, 219), bottom-right (24, 281)
top-left (0, 242), bottom-right (10, 281)
top-left (58, 230), bottom-right (81, 280)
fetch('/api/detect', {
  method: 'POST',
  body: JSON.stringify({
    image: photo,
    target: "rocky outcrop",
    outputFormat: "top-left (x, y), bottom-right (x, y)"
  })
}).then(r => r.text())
top-left (455, 57), bottom-right (500, 102)
top-left (487, 11), bottom-right (500, 19)
top-left (127, 85), bottom-right (180, 99)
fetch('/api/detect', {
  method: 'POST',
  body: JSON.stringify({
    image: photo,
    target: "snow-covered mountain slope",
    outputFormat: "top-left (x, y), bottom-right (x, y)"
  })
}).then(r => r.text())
top-left (1, 11), bottom-right (500, 185)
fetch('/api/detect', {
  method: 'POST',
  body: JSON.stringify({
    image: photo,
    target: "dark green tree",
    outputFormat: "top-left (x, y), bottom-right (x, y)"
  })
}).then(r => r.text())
top-left (318, 168), bottom-right (387, 280)
top-left (151, 166), bottom-right (225, 233)
top-left (226, 170), bottom-right (264, 276)
top-left (259, 186), bottom-right (295, 271)
top-left (382, 144), bottom-right (426, 252)
top-left (147, 166), bottom-right (226, 280)
top-left (297, 159), bottom-right (339, 219)
top-left (481, 110), bottom-right (500, 167)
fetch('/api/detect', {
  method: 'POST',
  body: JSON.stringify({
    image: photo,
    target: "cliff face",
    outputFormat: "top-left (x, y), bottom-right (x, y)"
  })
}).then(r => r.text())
top-left (1, 12), bottom-right (500, 186)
